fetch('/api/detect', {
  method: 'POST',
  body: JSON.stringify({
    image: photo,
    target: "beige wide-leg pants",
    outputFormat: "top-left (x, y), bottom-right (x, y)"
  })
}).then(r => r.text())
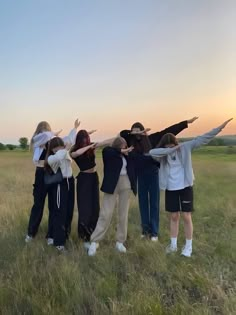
top-left (90, 175), bottom-right (131, 243)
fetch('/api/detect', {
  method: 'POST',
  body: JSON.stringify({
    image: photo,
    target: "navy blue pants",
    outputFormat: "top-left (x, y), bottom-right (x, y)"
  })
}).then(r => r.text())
top-left (137, 170), bottom-right (160, 237)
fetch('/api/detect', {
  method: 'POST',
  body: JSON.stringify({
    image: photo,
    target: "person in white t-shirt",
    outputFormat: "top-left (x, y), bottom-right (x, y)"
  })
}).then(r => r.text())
top-left (44, 137), bottom-right (74, 252)
top-left (25, 119), bottom-right (80, 245)
top-left (149, 118), bottom-right (233, 257)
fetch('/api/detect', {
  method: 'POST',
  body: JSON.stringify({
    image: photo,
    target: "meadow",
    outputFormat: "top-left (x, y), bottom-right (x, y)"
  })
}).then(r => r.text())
top-left (0, 148), bottom-right (235, 315)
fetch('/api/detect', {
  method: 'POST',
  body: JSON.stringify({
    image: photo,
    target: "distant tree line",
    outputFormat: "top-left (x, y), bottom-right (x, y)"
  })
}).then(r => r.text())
top-left (0, 136), bottom-right (236, 151)
top-left (179, 136), bottom-right (236, 146)
top-left (0, 137), bottom-right (29, 151)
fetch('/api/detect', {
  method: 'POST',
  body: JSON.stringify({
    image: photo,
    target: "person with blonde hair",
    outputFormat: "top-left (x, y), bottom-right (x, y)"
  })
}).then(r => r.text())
top-left (88, 137), bottom-right (136, 256)
top-left (149, 118), bottom-right (233, 257)
top-left (25, 119), bottom-right (80, 244)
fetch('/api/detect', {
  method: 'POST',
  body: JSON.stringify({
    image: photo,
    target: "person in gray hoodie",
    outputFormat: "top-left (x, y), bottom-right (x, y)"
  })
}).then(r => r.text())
top-left (149, 118), bottom-right (233, 257)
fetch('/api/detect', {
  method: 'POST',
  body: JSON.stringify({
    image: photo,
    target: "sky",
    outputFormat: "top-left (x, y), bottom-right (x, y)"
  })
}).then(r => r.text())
top-left (0, 0), bottom-right (235, 144)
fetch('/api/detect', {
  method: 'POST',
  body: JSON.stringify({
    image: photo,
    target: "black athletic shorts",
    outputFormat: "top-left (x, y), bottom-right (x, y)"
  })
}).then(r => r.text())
top-left (165, 186), bottom-right (193, 212)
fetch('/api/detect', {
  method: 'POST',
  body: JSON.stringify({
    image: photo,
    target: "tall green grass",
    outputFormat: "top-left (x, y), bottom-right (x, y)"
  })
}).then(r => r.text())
top-left (0, 148), bottom-right (235, 314)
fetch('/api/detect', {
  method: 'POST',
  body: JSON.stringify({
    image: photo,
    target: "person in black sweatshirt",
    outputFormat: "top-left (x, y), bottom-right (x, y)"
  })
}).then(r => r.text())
top-left (88, 137), bottom-right (136, 256)
top-left (120, 117), bottom-right (198, 241)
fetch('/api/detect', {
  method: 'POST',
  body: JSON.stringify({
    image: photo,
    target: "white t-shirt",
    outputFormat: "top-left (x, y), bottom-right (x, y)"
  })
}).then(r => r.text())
top-left (120, 156), bottom-right (127, 175)
top-left (166, 151), bottom-right (185, 190)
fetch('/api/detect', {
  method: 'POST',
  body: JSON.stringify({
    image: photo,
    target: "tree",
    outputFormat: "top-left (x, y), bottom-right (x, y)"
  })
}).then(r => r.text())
top-left (0, 143), bottom-right (6, 150)
top-left (19, 137), bottom-right (29, 150)
top-left (6, 144), bottom-right (16, 150)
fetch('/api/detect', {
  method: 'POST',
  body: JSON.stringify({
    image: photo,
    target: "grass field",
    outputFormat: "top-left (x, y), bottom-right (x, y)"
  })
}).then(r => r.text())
top-left (0, 148), bottom-right (235, 315)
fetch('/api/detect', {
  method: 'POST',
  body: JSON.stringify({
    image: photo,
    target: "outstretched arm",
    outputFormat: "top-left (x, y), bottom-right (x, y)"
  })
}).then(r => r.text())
top-left (94, 137), bottom-right (116, 148)
top-left (185, 118), bottom-right (233, 150)
top-left (70, 143), bottom-right (96, 158)
top-left (149, 117), bottom-right (198, 147)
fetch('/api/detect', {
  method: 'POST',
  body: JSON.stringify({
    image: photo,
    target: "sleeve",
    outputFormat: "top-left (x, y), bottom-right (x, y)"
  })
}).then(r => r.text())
top-left (32, 131), bottom-right (55, 148)
top-left (62, 128), bottom-right (77, 147)
top-left (184, 124), bottom-right (225, 150)
top-left (48, 149), bottom-right (68, 167)
top-left (149, 121), bottom-right (188, 147)
top-left (102, 146), bottom-right (121, 161)
top-left (149, 146), bottom-right (179, 158)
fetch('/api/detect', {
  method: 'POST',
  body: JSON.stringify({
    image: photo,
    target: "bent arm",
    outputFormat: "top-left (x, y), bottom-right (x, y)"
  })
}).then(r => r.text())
top-left (70, 144), bottom-right (95, 158)
top-left (33, 131), bottom-right (55, 148)
top-left (48, 149), bottom-right (68, 166)
top-left (149, 146), bottom-right (179, 158)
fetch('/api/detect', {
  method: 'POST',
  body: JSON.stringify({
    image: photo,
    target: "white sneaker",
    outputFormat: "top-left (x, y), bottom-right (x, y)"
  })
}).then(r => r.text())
top-left (115, 242), bottom-right (127, 253)
top-left (47, 238), bottom-right (54, 246)
top-left (83, 242), bottom-right (90, 250)
top-left (56, 245), bottom-right (66, 252)
top-left (151, 236), bottom-right (158, 242)
top-left (25, 235), bottom-right (33, 243)
top-left (165, 244), bottom-right (177, 254)
top-left (88, 242), bottom-right (99, 256)
top-left (181, 246), bottom-right (192, 257)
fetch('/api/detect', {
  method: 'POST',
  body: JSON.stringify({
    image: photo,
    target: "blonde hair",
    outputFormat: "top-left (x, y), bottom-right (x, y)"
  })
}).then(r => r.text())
top-left (30, 121), bottom-right (52, 149)
top-left (111, 137), bottom-right (127, 149)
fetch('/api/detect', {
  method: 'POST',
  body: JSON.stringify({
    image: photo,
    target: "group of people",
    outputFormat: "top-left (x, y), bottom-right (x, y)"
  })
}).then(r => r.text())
top-left (25, 116), bottom-right (233, 257)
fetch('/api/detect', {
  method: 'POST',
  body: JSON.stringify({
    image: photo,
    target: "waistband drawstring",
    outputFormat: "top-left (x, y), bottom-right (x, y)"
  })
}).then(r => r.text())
top-left (57, 184), bottom-right (60, 209)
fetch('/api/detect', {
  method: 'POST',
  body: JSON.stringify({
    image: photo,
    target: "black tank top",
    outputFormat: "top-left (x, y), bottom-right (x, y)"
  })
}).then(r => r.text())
top-left (39, 142), bottom-right (48, 160)
top-left (73, 153), bottom-right (96, 171)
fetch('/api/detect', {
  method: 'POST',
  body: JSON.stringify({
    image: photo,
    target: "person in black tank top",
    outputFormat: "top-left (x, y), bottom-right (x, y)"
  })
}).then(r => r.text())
top-left (70, 129), bottom-right (115, 249)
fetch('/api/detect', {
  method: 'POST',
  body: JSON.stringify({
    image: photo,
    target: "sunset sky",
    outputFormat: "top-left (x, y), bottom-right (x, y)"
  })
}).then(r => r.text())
top-left (0, 0), bottom-right (235, 144)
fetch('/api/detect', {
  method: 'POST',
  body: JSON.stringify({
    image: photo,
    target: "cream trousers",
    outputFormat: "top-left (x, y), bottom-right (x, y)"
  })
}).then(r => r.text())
top-left (91, 175), bottom-right (131, 243)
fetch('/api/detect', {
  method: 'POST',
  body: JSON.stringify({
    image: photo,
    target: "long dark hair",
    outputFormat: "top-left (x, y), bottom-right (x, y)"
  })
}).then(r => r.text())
top-left (130, 122), bottom-right (152, 154)
top-left (44, 137), bottom-right (65, 173)
top-left (71, 130), bottom-right (95, 157)
top-left (157, 133), bottom-right (178, 148)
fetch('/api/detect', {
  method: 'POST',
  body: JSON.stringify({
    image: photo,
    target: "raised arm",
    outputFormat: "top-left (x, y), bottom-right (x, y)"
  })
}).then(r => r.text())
top-left (184, 118), bottom-right (233, 150)
top-left (62, 118), bottom-right (80, 147)
top-left (149, 117), bottom-right (198, 147)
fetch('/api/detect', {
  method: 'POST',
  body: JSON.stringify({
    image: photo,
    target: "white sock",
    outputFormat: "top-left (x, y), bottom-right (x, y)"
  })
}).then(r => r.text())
top-left (171, 237), bottom-right (177, 248)
top-left (185, 239), bottom-right (192, 249)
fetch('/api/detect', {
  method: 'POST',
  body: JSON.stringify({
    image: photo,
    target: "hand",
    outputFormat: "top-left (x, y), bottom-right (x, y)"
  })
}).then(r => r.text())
top-left (88, 129), bottom-right (97, 135)
top-left (221, 118), bottom-right (233, 129)
top-left (187, 117), bottom-right (199, 124)
top-left (121, 146), bottom-right (134, 155)
top-left (65, 142), bottom-right (71, 150)
top-left (74, 119), bottom-right (81, 129)
top-left (130, 128), bottom-right (151, 135)
top-left (54, 129), bottom-right (62, 136)
top-left (91, 143), bottom-right (97, 149)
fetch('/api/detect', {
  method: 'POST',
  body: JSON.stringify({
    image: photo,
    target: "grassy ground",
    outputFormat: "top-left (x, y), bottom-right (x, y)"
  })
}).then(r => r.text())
top-left (0, 148), bottom-right (235, 315)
